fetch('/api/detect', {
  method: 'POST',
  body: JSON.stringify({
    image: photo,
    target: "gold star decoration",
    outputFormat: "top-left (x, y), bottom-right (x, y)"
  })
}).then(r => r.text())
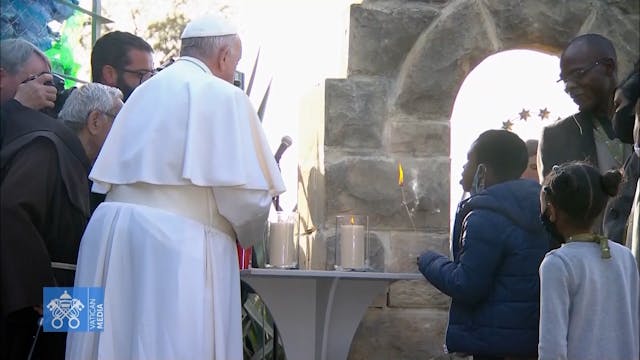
top-left (502, 120), bottom-right (514, 131)
top-left (539, 108), bottom-right (550, 120)
top-left (519, 109), bottom-right (530, 121)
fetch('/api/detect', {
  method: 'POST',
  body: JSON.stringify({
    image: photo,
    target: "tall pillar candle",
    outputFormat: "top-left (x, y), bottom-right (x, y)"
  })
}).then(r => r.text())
top-left (339, 224), bottom-right (365, 269)
top-left (268, 221), bottom-right (296, 267)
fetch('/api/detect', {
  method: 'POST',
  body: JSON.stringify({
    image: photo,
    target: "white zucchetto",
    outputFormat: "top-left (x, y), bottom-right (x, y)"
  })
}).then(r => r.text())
top-left (181, 13), bottom-right (238, 39)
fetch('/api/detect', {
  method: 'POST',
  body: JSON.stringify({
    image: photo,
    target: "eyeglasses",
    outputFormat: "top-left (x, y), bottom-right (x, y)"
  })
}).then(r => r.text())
top-left (117, 68), bottom-right (156, 85)
top-left (557, 59), bottom-right (606, 83)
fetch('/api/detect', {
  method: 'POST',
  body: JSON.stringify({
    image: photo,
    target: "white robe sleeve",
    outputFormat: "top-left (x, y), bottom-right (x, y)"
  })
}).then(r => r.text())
top-left (214, 187), bottom-right (272, 248)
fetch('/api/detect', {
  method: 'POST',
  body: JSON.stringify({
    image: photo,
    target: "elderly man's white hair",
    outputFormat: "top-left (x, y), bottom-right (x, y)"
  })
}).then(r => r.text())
top-left (0, 38), bottom-right (50, 74)
top-left (59, 83), bottom-right (122, 132)
top-left (180, 34), bottom-right (239, 59)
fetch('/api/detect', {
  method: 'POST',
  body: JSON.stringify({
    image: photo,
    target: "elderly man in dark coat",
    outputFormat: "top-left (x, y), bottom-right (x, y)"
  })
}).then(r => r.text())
top-left (0, 38), bottom-right (122, 360)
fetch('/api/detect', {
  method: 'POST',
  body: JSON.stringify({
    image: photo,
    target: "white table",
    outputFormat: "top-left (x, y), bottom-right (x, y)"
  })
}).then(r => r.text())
top-left (240, 269), bottom-right (423, 360)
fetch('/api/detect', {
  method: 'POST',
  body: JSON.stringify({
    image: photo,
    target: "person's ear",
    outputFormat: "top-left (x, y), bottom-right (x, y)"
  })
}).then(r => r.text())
top-left (208, 46), bottom-right (228, 76)
top-left (101, 65), bottom-right (118, 87)
top-left (86, 110), bottom-right (102, 136)
top-left (220, 45), bottom-right (232, 68)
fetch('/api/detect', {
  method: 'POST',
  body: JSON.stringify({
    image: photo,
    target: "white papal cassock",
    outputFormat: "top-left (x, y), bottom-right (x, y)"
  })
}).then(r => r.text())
top-left (65, 56), bottom-right (285, 360)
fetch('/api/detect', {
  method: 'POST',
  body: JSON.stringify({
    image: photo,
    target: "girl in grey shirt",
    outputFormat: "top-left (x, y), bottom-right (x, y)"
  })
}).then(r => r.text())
top-left (539, 162), bottom-right (639, 360)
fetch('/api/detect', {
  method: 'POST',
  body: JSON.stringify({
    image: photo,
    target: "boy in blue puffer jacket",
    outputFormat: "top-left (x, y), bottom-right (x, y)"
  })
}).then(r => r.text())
top-left (418, 130), bottom-right (551, 359)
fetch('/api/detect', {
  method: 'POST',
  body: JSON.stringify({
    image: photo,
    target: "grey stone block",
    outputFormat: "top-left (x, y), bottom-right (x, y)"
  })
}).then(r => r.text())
top-left (483, 0), bottom-right (592, 53)
top-left (393, 0), bottom-right (496, 117)
top-left (348, 308), bottom-right (448, 360)
top-left (325, 77), bottom-right (388, 150)
top-left (388, 280), bottom-right (451, 309)
top-left (370, 290), bottom-right (388, 308)
top-left (349, 3), bottom-right (439, 76)
top-left (387, 231), bottom-right (449, 273)
top-left (386, 120), bottom-right (450, 156)
top-left (325, 156), bottom-right (450, 230)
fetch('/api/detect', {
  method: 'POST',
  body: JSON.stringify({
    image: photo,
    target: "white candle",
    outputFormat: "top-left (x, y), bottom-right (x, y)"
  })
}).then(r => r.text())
top-left (268, 222), bottom-right (296, 267)
top-left (339, 224), bottom-right (365, 269)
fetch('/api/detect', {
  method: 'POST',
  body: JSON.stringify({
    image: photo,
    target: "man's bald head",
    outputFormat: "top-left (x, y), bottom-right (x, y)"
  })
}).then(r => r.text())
top-left (559, 33), bottom-right (618, 115)
top-left (561, 33), bottom-right (617, 62)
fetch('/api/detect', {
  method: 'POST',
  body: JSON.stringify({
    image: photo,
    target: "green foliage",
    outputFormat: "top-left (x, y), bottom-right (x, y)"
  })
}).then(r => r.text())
top-left (45, 13), bottom-right (84, 86)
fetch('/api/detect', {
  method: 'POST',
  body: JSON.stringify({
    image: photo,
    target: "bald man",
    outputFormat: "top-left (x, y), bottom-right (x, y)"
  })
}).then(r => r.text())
top-left (539, 34), bottom-right (629, 177)
top-left (538, 33), bottom-right (632, 237)
top-left (539, 34), bottom-right (631, 178)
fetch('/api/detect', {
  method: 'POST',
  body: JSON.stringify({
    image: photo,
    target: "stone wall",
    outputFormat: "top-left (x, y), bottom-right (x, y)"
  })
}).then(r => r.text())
top-left (298, 0), bottom-right (639, 359)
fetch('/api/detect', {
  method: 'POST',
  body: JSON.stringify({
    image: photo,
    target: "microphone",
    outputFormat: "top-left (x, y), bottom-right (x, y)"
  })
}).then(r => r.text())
top-left (274, 136), bottom-right (292, 163)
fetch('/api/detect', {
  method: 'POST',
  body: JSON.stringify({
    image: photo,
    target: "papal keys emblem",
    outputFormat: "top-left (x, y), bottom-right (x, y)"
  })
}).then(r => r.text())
top-left (46, 290), bottom-right (85, 329)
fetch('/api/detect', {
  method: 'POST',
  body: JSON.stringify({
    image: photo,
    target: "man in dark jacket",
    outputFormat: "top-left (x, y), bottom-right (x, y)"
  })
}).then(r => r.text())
top-left (419, 130), bottom-right (551, 359)
top-left (538, 34), bottom-right (630, 180)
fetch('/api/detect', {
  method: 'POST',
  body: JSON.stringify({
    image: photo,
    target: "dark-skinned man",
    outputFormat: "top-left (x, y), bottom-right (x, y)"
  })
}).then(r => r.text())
top-left (538, 33), bottom-right (632, 239)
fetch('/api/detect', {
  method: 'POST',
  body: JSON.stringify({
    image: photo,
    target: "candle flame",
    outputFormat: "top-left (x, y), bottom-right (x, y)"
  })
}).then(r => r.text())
top-left (350, 216), bottom-right (355, 225)
top-left (398, 162), bottom-right (404, 186)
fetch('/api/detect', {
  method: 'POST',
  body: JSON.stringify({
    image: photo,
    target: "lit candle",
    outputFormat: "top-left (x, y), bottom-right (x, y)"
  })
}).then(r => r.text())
top-left (339, 217), bottom-right (365, 269)
top-left (268, 221), bottom-right (296, 267)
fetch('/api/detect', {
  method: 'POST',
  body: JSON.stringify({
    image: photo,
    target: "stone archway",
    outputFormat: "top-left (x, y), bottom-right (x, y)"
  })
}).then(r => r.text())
top-left (393, 0), bottom-right (638, 118)
top-left (317, 1), bottom-right (639, 358)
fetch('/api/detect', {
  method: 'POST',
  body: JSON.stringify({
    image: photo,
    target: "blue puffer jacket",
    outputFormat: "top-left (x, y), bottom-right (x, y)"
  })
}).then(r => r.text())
top-left (418, 179), bottom-right (550, 357)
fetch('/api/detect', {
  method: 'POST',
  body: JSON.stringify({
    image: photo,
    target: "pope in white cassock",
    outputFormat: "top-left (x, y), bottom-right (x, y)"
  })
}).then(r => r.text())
top-left (65, 13), bottom-right (285, 360)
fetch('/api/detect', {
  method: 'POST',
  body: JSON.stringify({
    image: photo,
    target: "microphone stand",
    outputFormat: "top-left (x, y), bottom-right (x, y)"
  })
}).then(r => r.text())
top-left (272, 196), bottom-right (283, 212)
top-left (272, 158), bottom-right (284, 211)
top-left (271, 147), bottom-right (290, 360)
top-left (271, 153), bottom-right (283, 360)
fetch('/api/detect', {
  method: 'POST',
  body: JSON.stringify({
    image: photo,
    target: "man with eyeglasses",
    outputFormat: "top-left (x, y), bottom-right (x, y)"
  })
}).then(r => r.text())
top-left (89, 31), bottom-right (154, 212)
top-left (538, 34), bottom-right (633, 235)
top-left (0, 38), bottom-right (92, 360)
top-left (91, 31), bottom-right (154, 102)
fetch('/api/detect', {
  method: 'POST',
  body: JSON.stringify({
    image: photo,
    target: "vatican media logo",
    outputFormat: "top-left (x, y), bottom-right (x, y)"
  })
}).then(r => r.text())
top-left (43, 287), bottom-right (104, 332)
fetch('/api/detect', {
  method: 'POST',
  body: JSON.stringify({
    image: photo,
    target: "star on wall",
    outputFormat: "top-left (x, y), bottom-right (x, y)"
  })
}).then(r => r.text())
top-left (538, 108), bottom-right (550, 120)
top-left (519, 109), bottom-right (530, 121)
